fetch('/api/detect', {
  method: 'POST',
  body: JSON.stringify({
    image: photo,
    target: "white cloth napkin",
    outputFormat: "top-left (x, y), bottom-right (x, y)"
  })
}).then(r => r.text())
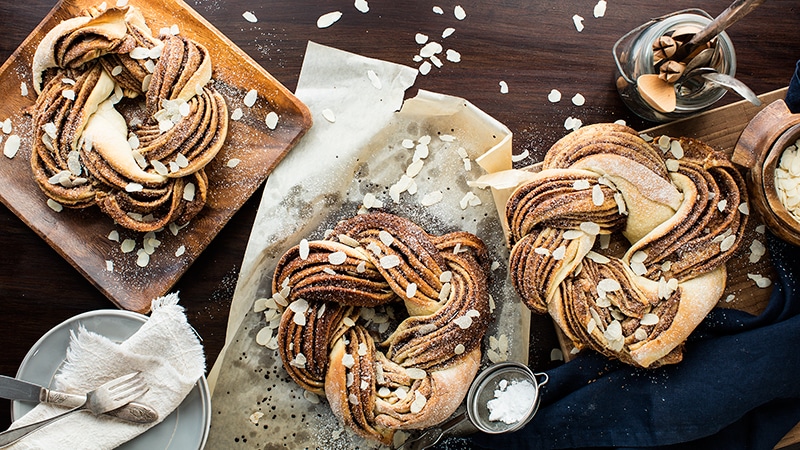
top-left (7, 293), bottom-right (205, 449)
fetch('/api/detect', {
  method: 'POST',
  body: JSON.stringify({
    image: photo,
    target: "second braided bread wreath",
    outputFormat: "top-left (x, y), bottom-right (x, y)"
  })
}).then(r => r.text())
top-left (505, 123), bottom-right (748, 368)
top-left (272, 211), bottom-right (492, 445)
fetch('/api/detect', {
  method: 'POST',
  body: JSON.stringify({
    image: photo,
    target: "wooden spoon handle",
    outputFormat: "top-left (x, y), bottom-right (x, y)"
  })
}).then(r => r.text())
top-left (673, 0), bottom-right (767, 62)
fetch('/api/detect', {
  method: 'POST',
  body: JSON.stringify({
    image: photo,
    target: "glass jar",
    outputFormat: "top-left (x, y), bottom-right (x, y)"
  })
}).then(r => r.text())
top-left (613, 9), bottom-right (737, 122)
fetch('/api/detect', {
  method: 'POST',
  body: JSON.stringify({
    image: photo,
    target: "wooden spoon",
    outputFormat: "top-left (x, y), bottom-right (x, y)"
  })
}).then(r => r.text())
top-left (637, 74), bottom-right (676, 113)
top-left (670, 0), bottom-right (767, 63)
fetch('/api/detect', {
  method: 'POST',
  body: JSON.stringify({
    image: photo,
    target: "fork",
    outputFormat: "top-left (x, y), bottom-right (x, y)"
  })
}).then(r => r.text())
top-left (0, 372), bottom-right (148, 447)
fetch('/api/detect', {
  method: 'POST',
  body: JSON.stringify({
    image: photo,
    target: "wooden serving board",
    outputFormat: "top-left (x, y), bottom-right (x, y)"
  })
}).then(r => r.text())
top-left (641, 88), bottom-right (788, 317)
top-left (551, 88), bottom-right (798, 448)
top-left (0, 0), bottom-right (312, 312)
top-left (643, 88), bottom-right (799, 449)
top-left (552, 89), bottom-right (786, 361)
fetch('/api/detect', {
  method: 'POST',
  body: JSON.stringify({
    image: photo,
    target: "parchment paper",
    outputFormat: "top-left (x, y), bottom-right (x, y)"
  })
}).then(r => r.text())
top-left (206, 41), bottom-right (530, 449)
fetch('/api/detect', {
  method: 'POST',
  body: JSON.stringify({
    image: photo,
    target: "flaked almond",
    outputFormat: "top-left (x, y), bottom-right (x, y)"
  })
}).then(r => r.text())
top-left (328, 251), bottom-right (347, 265)
top-left (299, 239), bottom-right (310, 260)
top-left (410, 391), bottom-right (427, 414)
top-left (592, 184), bottom-right (604, 206)
top-left (380, 254), bottom-right (401, 269)
top-left (317, 11), bottom-right (342, 28)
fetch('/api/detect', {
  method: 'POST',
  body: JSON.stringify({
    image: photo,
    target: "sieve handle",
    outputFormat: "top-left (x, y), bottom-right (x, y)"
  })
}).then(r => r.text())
top-left (396, 411), bottom-right (468, 450)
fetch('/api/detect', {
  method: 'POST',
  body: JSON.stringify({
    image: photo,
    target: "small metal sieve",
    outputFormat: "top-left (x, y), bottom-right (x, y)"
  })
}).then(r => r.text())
top-left (397, 362), bottom-right (548, 449)
top-left (466, 361), bottom-right (548, 434)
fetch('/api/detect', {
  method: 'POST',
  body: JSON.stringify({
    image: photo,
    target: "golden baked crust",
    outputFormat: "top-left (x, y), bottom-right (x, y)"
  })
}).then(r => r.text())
top-left (506, 124), bottom-right (748, 368)
top-left (273, 212), bottom-right (491, 445)
top-left (28, 4), bottom-right (227, 232)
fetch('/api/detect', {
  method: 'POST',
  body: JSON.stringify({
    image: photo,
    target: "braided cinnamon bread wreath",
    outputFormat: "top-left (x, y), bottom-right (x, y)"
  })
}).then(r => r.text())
top-left (272, 212), bottom-right (492, 445)
top-left (28, 4), bottom-right (227, 232)
top-left (506, 123), bottom-right (748, 368)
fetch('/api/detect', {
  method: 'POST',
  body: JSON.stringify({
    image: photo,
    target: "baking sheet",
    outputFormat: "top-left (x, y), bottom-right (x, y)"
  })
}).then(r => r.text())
top-left (206, 42), bottom-right (529, 449)
top-left (0, 0), bottom-right (311, 312)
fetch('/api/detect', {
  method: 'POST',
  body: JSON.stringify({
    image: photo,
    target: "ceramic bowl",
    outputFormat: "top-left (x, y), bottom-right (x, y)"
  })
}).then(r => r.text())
top-left (733, 99), bottom-right (800, 246)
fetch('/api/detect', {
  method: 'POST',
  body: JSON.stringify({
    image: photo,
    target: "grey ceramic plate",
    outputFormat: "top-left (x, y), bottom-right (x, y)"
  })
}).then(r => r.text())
top-left (12, 310), bottom-right (210, 449)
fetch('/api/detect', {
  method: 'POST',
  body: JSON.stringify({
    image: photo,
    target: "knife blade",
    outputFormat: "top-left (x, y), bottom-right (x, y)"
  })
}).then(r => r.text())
top-left (0, 375), bottom-right (159, 423)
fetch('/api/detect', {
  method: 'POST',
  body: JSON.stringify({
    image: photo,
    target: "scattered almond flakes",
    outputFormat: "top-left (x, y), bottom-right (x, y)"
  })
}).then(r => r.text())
top-left (242, 11), bottom-right (257, 23)
top-left (593, 0), bottom-right (607, 17)
top-left (354, 0), bottom-right (369, 13)
top-left (328, 251), bottom-right (347, 265)
top-left (265, 111), bottom-right (279, 129)
top-left (499, 80), bottom-right (509, 94)
top-left (410, 391), bottom-right (427, 414)
top-left (548, 89), bottom-right (562, 103)
top-left (564, 116), bottom-right (582, 131)
top-left (380, 255), bottom-right (401, 269)
top-left (445, 49), bottom-right (461, 63)
top-left (291, 353), bottom-right (308, 368)
top-left (453, 5), bottom-right (466, 20)
top-left (317, 11), bottom-right (342, 28)
top-left (321, 108), bottom-right (336, 123)
top-left (243, 89), bottom-right (257, 107)
top-left (136, 249), bottom-right (150, 267)
top-left (572, 14), bottom-right (585, 32)
top-left (406, 368), bottom-right (427, 379)
top-left (592, 184), bottom-right (604, 206)
top-left (3, 135), bottom-right (20, 158)
top-left (226, 158), bottom-right (241, 168)
top-left (749, 239), bottom-right (766, 263)
top-left (231, 107), bottom-right (243, 120)
top-left (738, 202), bottom-right (750, 215)
top-left (459, 191), bottom-right (482, 209)
top-left (640, 313), bottom-right (659, 326)
top-left (747, 273), bottom-right (772, 288)
top-left (249, 411), bottom-right (264, 424)
top-left (46, 199), bottom-right (63, 212)
top-left (367, 69), bottom-right (382, 89)
top-left (572, 93), bottom-right (586, 106)
top-left (256, 327), bottom-right (273, 346)
top-left (720, 234), bottom-right (736, 252)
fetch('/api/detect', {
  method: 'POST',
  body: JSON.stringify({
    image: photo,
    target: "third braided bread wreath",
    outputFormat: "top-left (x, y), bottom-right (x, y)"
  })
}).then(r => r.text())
top-left (506, 123), bottom-right (748, 368)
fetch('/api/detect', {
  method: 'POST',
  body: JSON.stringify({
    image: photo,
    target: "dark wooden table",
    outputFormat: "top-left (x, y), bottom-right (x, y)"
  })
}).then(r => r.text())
top-left (1, 0), bottom-right (799, 445)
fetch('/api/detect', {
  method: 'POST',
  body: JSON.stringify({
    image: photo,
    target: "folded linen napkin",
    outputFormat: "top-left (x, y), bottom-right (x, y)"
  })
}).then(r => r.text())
top-left (7, 293), bottom-right (205, 450)
top-left (437, 62), bottom-right (800, 450)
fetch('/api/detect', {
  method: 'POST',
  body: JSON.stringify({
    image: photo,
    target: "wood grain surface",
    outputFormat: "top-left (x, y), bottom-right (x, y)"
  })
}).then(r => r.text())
top-left (1, 0), bottom-right (799, 446)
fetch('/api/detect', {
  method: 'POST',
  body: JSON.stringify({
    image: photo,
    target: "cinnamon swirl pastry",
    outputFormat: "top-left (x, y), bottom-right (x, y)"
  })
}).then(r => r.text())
top-left (273, 212), bottom-right (492, 445)
top-left (29, 4), bottom-right (227, 232)
top-left (506, 123), bottom-right (748, 368)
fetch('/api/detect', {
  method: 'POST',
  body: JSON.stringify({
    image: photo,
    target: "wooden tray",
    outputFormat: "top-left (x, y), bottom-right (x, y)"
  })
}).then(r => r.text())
top-left (0, 0), bottom-right (312, 313)
top-left (553, 88), bottom-right (788, 359)
top-left (642, 88), bottom-right (799, 449)
top-left (641, 88), bottom-right (787, 317)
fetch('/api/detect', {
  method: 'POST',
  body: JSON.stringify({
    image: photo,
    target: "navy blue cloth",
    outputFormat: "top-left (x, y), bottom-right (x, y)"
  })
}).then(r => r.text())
top-left (459, 61), bottom-right (800, 450)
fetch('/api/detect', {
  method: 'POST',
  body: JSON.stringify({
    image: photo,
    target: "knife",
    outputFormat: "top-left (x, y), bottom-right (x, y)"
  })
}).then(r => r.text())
top-left (0, 375), bottom-right (159, 424)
